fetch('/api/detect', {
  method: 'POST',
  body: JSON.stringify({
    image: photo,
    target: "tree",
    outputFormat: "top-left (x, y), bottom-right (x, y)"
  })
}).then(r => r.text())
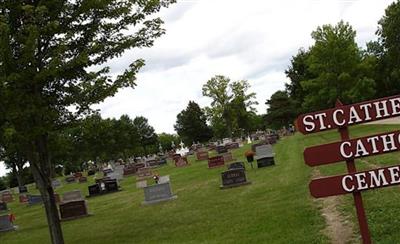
top-left (202, 75), bottom-right (258, 138)
top-left (301, 21), bottom-right (376, 112)
top-left (265, 91), bottom-right (297, 130)
top-left (174, 101), bottom-right (213, 145)
top-left (374, 1), bottom-right (400, 96)
top-left (133, 116), bottom-right (158, 155)
top-left (285, 48), bottom-right (313, 114)
top-left (0, 1), bottom-right (174, 243)
top-left (158, 133), bottom-right (180, 151)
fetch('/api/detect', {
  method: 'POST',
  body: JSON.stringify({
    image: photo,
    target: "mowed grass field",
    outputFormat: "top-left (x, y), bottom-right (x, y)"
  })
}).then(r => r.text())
top-left (1, 124), bottom-right (400, 244)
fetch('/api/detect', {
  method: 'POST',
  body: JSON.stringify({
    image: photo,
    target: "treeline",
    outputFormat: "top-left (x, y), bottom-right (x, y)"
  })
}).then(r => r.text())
top-left (0, 114), bottom-right (180, 189)
top-left (266, 1), bottom-right (400, 129)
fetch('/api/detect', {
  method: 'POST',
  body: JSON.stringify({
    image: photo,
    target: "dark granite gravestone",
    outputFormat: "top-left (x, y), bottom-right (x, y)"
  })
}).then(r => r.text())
top-left (78, 176), bottom-right (88, 183)
top-left (216, 145), bottom-right (228, 154)
top-left (142, 182), bottom-right (177, 205)
top-left (196, 150), bottom-right (209, 161)
top-left (175, 157), bottom-right (188, 167)
top-left (172, 154), bottom-right (181, 162)
top-left (0, 214), bottom-right (16, 232)
top-left (228, 162), bottom-right (245, 171)
top-left (220, 169), bottom-right (251, 189)
top-left (95, 177), bottom-right (111, 184)
top-left (65, 175), bottom-right (76, 184)
top-left (87, 169), bottom-right (96, 176)
top-left (135, 162), bottom-right (146, 171)
top-left (18, 186), bottom-right (28, 194)
top-left (255, 144), bottom-right (275, 168)
top-left (59, 200), bottom-right (89, 221)
top-left (208, 156), bottom-right (225, 169)
top-left (28, 195), bottom-right (43, 205)
top-left (1, 191), bottom-right (13, 203)
top-left (88, 184), bottom-right (101, 197)
top-left (0, 202), bottom-right (7, 212)
top-left (104, 180), bottom-right (119, 193)
top-left (147, 160), bottom-right (159, 168)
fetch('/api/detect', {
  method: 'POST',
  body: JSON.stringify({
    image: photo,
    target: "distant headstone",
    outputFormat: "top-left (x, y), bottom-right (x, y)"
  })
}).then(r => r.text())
top-left (19, 194), bottom-right (28, 204)
top-left (78, 176), bottom-right (88, 183)
top-left (175, 157), bottom-right (189, 167)
top-left (157, 157), bottom-right (168, 165)
top-left (88, 169), bottom-right (96, 176)
top-left (142, 182), bottom-right (177, 205)
top-left (226, 142), bottom-right (239, 150)
top-left (136, 180), bottom-right (147, 189)
top-left (65, 175), bottom-right (76, 184)
top-left (196, 150), bottom-right (209, 161)
top-left (136, 167), bottom-right (153, 181)
top-left (255, 144), bottom-right (275, 168)
top-left (74, 172), bottom-right (83, 179)
top-left (228, 162), bottom-right (245, 171)
top-left (221, 152), bottom-right (234, 163)
top-left (123, 165), bottom-right (136, 176)
top-left (18, 186), bottom-right (28, 194)
top-left (1, 191), bottom-right (13, 203)
top-left (216, 145), bottom-right (228, 154)
top-left (88, 184), bottom-right (101, 197)
top-left (52, 179), bottom-right (62, 188)
top-left (0, 202), bottom-right (7, 212)
top-left (102, 168), bottom-right (113, 176)
top-left (59, 200), bottom-right (89, 221)
top-left (62, 190), bottom-right (83, 203)
top-left (220, 169), bottom-right (251, 189)
top-left (104, 179), bottom-right (119, 193)
top-left (28, 195), bottom-right (43, 205)
top-left (0, 214), bottom-right (16, 232)
top-left (208, 156), bottom-right (225, 169)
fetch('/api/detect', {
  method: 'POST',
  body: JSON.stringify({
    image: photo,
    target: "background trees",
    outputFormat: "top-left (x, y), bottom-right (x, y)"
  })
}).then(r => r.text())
top-left (202, 75), bottom-right (258, 139)
top-left (174, 101), bottom-right (213, 145)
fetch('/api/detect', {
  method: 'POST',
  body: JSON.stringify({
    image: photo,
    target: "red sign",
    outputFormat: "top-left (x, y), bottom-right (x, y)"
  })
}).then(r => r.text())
top-left (296, 95), bottom-right (400, 134)
top-left (304, 131), bottom-right (400, 166)
top-left (310, 164), bottom-right (400, 198)
top-left (208, 156), bottom-right (225, 168)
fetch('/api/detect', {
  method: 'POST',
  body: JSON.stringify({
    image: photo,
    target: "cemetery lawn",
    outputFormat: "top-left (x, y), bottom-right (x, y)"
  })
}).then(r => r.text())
top-left (1, 124), bottom-right (399, 244)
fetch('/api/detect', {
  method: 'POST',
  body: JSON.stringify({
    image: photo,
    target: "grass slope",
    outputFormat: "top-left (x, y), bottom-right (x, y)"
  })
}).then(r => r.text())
top-left (1, 124), bottom-right (399, 243)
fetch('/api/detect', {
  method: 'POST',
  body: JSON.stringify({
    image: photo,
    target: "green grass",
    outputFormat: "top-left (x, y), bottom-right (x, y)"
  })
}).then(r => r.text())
top-left (1, 124), bottom-right (400, 243)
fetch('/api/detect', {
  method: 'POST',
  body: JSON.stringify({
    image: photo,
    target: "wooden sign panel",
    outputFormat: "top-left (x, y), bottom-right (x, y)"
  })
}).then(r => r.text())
top-left (304, 130), bottom-right (400, 166)
top-left (310, 164), bottom-right (400, 198)
top-left (296, 95), bottom-right (400, 134)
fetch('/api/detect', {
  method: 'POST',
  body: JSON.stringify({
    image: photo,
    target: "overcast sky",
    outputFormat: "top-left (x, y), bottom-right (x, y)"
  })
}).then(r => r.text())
top-left (0, 0), bottom-right (395, 177)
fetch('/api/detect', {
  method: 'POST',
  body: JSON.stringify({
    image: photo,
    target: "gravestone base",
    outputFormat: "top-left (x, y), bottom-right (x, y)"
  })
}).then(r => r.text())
top-left (142, 195), bottom-right (177, 205)
top-left (85, 189), bottom-right (122, 198)
top-left (257, 157), bottom-right (275, 168)
top-left (220, 181), bottom-right (251, 189)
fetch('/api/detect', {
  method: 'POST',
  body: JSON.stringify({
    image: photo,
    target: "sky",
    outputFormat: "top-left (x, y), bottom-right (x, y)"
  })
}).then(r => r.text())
top-left (0, 0), bottom-right (395, 177)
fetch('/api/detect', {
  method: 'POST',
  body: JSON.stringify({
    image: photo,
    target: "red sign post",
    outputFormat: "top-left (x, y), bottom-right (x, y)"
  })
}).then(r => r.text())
top-left (297, 95), bottom-right (400, 244)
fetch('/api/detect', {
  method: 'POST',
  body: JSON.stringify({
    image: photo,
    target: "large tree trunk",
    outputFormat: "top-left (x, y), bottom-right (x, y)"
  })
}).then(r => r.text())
top-left (11, 164), bottom-right (23, 187)
top-left (28, 135), bottom-right (64, 244)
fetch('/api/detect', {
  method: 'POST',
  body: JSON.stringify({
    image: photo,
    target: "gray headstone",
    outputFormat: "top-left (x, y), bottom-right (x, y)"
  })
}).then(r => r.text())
top-left (143, 182), bottom-right (177, 205)
top-left (62, 190), bottom-right (83, 203)
top-left (255, 144), bottom-right (274, 159)
top-left (136, 180), bottom-right (147, 189)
